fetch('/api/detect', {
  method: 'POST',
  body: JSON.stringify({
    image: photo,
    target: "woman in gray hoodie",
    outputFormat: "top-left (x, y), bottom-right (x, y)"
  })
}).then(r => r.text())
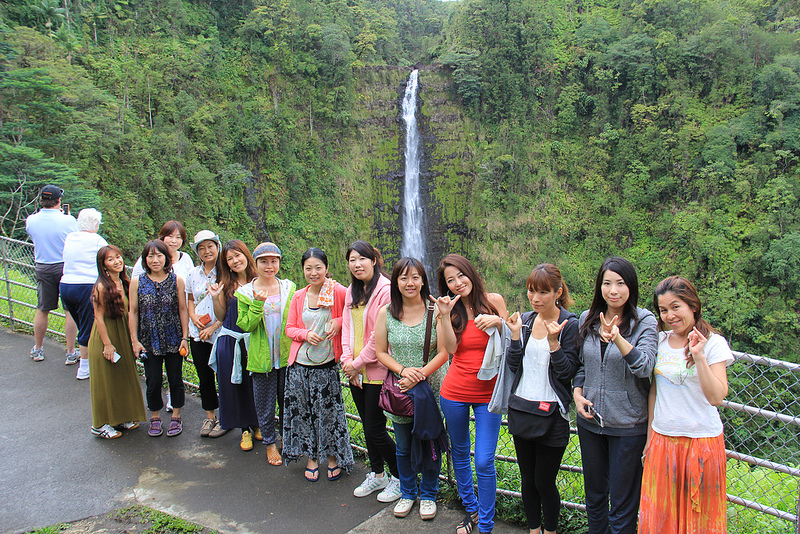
top-left (572, 257), bottom-right (658, 534)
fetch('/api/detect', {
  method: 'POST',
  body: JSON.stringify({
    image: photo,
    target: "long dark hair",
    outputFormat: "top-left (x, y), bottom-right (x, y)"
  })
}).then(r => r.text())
top-left (217, 240), bottom-right (257, 300)
top-left (141, 240), bottom-right (172, 274)
top-left (347, 240), bottom-right (387, 308)
top-left (527, 263), bottom-right (574, 310)
top-left (654, 276), bottom-right (716, 365)
top-left (437, 254), bottom-right (498, 338)
top-left (93, 245), bottom-right (130, 319)
top-left (579, 256), bottom-right (640, 341)
top-left (389, 257), bottom-right (430, 320)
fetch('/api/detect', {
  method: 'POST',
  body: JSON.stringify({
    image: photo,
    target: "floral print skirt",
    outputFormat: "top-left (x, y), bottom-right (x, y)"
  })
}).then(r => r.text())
top-left (282, 363), bottom-right (354, 471)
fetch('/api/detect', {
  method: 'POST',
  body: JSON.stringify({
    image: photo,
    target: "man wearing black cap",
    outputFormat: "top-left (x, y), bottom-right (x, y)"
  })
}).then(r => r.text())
top-left (25, 185), bottom-right (78, 364)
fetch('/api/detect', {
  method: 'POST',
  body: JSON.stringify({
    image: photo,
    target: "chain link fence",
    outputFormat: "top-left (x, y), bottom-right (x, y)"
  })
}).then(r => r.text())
top-left (2, 235), bottom-right (798, 533)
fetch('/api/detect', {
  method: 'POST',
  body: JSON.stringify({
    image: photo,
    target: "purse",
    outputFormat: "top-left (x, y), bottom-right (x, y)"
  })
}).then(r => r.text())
top-left (507, 394), bottom-right (559, 439)
top-left (378, 302), bottom-right (435, 417)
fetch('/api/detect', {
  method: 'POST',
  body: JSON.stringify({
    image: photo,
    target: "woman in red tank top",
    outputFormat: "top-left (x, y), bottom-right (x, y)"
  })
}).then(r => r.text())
top-left (433, 254), bottom-right (508, 534)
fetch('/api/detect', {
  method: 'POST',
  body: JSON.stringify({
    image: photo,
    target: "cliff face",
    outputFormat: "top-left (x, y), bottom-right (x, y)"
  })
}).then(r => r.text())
top-left (325, 65), bottom-right (476, 277)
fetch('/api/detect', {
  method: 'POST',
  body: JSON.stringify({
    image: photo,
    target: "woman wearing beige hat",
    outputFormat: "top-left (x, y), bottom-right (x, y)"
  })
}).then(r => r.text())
top-left (236, 242), bottom-right (296, 465)
top-left (186, 230), bottom-right (224, 437)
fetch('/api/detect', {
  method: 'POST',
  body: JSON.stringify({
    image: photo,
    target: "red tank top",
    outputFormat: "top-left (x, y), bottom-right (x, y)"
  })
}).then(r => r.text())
top-left (441, 321), bottom-right (497, 403)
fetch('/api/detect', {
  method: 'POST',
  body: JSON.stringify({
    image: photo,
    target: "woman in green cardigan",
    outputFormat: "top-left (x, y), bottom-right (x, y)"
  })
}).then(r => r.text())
top-left (236, 242), bottom-right (296, 466)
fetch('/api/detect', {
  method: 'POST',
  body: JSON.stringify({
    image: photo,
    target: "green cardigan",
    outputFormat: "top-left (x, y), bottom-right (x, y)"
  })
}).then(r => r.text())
top-left (235, 277), bottom-right (296, 373)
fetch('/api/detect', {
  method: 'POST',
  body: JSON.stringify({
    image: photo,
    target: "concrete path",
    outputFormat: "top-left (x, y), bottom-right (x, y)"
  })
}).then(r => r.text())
top-left (0, 328), bottom-right (525, 534)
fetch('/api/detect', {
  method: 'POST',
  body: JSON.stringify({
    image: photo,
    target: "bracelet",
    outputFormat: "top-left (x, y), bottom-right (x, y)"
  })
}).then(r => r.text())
top-left (549, 343), bottom-right (561, 353)
top-left (399, 366), bottom-right (406, 376)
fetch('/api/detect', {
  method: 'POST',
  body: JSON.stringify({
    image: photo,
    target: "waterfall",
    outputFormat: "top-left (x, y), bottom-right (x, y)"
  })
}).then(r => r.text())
top-left (400, 69), bottom-right (427, 267)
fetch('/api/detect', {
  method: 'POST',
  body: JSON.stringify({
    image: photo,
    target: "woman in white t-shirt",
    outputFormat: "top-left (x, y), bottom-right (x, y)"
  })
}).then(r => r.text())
top-left (60, 208), bottom-right (108, 379)
top-left (639, 276), bottom-right (733, 534)
top-left (131, 221), bottom-right (194, 281)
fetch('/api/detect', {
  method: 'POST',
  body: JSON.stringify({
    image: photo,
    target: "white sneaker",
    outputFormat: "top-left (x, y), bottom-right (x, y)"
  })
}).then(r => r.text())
top-left (393, 498), bottom-right (415, 518)
top-left (419, 499), bottom-right (437, 520)
top-left (353, 472), bottom-right (389, 497)
top-left (65, 349), bottom-right (80, 365)
top-left (76, 366), bottom-right (90, 380)
top-left (91, 424), bottom-right (121, 439)
top-left (30, 346), bottom-right (44, 362)
top-left (376, 476), bottom-right (402, 502)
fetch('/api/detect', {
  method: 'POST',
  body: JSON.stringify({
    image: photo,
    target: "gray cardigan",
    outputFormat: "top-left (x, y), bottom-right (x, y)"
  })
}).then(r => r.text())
top-left (573, 307), bottom-right (658, 436)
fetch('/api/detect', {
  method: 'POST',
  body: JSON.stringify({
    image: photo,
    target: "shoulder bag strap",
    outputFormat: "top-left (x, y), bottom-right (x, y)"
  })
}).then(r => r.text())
top-left (423, 301), bottom-right (435, 364)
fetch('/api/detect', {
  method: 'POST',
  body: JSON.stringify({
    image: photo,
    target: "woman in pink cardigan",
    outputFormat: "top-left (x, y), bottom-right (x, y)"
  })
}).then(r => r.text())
top-left (284, 247), bottom-right (352, 482)
top-left (340, 240), bottom-right (400, 502)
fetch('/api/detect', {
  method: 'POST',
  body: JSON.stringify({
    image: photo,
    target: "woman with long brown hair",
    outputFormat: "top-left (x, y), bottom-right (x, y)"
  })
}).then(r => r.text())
top-left (87, 246), bottom-right (145, 439)
top-left (433, 254), bottom-right (508, 534)
top-left (639, 276), bottom-right (732, 533)
top-left (207, 240), bottom-right (260, 450)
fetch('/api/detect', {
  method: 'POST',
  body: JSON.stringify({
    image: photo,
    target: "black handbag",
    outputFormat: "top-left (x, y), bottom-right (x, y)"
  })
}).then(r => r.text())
top-left (507, 395), bottom-right (559, 439)
top-left (378, 303), bottom-right (435, 417)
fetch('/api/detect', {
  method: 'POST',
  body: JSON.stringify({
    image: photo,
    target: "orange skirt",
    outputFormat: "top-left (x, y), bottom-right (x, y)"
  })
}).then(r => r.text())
top-left (638, 432), bottom-right (727, 534)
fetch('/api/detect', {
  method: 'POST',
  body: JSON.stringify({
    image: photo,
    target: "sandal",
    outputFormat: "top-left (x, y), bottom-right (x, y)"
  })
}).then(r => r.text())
top-left (266, 444), bottom-right (282, 466)
top-left (456, 511), bottom-right (479, 534)
top-left (167, 417), bottom-right (182, 437)
top-left (327, 465), bottom-right (342, 481)
top-left (304, 467), bottom-right (319, 482)
top-left (148, 417), bottom-right (163, 437)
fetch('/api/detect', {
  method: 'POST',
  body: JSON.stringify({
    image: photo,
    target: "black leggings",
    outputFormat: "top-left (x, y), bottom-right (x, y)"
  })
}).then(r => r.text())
top-left (190, 340), bottom-right (219, 412)
top-left (350, 382), bottom-right (398, 478)
top-left (514, 434), bottom-right (567, 531)
top-left (143, 351), bottom-right (185, 412)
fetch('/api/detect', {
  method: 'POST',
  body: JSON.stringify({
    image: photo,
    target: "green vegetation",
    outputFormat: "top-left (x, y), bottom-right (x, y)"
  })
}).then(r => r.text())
top-left (1, 0), bottom-right (798, 361)
top-left (26, 506), bottom-right (215, 534)
top-left (27, 525), bottom-right (68, 534)
top-left (114, 505), bottom-right (213, 533)
top-left (2, 0), bottom-right (799, 529)
top-left (437, 0), bottom-right (800, 364)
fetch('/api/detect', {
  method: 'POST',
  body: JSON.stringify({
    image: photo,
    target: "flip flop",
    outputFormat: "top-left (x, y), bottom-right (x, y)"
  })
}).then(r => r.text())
top-left (327, 465), bottom-right (342, 481)
top-left (304, 467), bottom-right (319, 482)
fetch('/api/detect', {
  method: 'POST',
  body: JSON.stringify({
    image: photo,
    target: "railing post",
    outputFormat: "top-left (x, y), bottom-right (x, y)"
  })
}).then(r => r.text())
top-left (1, 238), bottom-right (15, 330)
top-left (796, 476), bottom-right (799, 534)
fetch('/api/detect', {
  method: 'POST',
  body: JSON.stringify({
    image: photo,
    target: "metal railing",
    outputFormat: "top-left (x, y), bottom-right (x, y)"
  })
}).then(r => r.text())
top-left (1, 235), bottom-right (797, 533)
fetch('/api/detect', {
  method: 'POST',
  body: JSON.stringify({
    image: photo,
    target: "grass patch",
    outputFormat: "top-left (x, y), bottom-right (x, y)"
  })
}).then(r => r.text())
top-left (27, 526), bottom-right (68, 534)
top-left (114, 505), bottom-right (216, 533)
top-left (26, 506), bottom-right (217, 534)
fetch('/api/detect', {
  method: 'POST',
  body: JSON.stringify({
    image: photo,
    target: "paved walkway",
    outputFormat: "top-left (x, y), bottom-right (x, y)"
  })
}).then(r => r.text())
top-left (0, 328), bottom-right (525, 534)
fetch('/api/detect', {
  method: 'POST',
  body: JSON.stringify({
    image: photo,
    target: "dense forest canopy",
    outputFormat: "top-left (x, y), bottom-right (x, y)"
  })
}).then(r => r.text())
top-left (0, 0), bottom-right (798, 361)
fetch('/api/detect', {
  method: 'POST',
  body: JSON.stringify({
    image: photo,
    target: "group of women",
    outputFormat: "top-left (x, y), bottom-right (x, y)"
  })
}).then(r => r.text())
top-left (492, 257), bottom-right (731, 534)
top-left (78, 217), bottom-right (731, 534)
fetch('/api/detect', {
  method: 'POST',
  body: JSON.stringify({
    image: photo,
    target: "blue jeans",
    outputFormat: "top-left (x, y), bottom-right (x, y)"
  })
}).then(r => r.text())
top-left (577, 425), bottom-right (646, 534)
top-left (440, 396), bottom-right (501, 533)
top-left (393, 421), bottom-right (440, 500)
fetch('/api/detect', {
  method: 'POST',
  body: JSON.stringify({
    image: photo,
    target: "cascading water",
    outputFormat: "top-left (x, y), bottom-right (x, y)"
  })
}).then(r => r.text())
top-left (400, 69), bottom-right (427, 267)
